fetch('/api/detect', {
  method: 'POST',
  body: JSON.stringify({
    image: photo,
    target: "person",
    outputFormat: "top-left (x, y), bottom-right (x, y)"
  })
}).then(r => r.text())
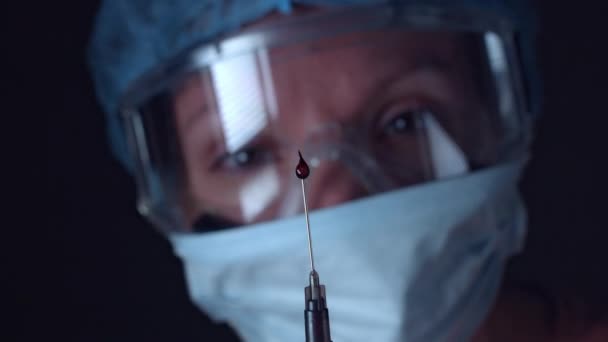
top-left (87, 1), bottom-right (606, 341)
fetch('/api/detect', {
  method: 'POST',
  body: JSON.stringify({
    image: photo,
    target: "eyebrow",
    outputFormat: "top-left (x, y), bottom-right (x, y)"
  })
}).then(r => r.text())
top-left (365, 54), bottom-right (456, 98)
top-left (180, 103), bottom-right (210, 135)
top-left (179, 50), bottom-right (458, 137)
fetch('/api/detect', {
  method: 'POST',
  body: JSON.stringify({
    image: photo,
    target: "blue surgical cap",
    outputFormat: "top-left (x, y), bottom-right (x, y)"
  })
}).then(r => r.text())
top-left (87, 0), bottom-right (539, 172)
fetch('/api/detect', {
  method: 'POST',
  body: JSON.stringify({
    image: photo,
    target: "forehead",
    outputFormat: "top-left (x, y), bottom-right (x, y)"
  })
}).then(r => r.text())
top-left (267, 31), bottom-right (469, 110)
top-left (270, 30), bottom-right (465, 62)
top-left (174, 30), bottom-right (472, 110)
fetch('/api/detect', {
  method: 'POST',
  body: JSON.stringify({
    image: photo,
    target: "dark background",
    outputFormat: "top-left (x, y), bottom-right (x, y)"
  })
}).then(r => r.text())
top-left (42, 1), bottom-right (607, 341)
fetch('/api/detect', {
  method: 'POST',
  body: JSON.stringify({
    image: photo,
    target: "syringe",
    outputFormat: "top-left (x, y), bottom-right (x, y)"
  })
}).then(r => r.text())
top-left (296, 151), bottom-right (333, 342)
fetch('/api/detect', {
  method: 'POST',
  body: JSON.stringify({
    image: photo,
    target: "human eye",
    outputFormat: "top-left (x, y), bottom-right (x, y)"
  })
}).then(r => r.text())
top-left (377, 107), bottom-right (429, 138)
top-left (213, 144), bottom-right (275, 173)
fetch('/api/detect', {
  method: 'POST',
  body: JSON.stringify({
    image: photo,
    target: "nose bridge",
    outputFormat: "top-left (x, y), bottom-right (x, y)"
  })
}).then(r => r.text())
top-left (301, 139), bottom-right (395, 194)
top-left (307, 159), bottom-right (369, 211)
top-left (295, 122), bottom-right (396, 210)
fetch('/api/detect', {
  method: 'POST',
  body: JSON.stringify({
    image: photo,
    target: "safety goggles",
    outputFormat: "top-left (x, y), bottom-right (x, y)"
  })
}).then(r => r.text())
top-left (121, 5), bottom-right (532, 233)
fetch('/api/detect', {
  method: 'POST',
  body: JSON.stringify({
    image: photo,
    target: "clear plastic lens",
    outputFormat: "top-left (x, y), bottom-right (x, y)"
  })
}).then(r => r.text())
top-left (126, 24), bottom-right (526, 233)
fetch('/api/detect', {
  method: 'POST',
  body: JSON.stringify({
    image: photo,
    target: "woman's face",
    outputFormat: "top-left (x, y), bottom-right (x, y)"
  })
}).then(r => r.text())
top-left (173, 29), bottom-right (492, 228)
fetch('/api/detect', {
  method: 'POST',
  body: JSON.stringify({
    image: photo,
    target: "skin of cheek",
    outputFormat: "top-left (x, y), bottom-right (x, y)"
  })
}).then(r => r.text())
top-left (174, 77), bottom-right (299, 224)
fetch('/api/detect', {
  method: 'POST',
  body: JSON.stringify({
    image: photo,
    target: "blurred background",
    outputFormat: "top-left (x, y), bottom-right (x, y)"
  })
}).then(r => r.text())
top-left (42, 1), bottom-right (607, 341)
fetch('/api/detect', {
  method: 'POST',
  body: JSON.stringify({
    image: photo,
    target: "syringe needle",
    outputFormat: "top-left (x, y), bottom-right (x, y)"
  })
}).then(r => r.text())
top-left (302, 178), bottom-right (315, 272)
top-left (295, 151), bottom-right (315, 272)
top-left (296, 151), bottom-right (332, 342)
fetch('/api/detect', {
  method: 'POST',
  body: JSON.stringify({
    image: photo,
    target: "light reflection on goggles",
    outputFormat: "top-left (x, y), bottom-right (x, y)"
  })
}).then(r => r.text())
top-left (122, 7), bottom-right (530, 233)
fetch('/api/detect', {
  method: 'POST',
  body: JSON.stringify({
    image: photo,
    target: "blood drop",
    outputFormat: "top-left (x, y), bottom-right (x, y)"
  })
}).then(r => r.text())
top-left (295, 151), bottom-right (310, 179)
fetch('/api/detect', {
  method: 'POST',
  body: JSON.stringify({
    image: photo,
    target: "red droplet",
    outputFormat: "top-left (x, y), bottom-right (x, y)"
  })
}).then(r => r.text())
top-left (295, 151), bottom-right (310, 179)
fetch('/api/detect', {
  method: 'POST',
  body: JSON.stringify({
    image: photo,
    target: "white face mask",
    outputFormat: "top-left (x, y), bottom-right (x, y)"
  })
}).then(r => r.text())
top-left (169, 159), bottom-right (527, 342)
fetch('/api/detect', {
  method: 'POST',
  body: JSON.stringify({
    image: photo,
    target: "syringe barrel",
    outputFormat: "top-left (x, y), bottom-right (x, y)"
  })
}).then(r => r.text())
top-left (304, 303), bottom-right (332, 342)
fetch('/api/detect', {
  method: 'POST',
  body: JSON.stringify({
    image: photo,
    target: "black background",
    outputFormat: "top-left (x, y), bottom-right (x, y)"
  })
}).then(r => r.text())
top-left (41, 1), bottom-right (607, 341)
